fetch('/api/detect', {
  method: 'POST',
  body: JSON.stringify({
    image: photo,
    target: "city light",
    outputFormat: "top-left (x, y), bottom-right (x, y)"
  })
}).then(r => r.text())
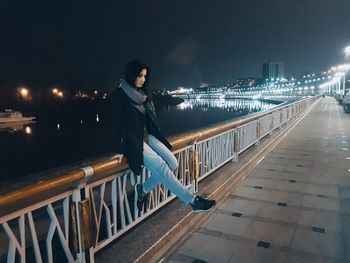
top-left (51, 87), bottom-right (64, 98)
top-left (337, 64), bottom-right (350, 72)
top-left (20, 88), bottom-right (28, 97)
top-left (17, 86), bottom-right (31, 101)
top-left (344, 45), bottom-right (350, 57)
top-left (334, 72), bottom-right (345, 77)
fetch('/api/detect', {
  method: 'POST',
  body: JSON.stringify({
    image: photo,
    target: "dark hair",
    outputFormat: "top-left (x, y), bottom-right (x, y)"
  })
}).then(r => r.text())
top-left (124, 60), bottom-right (151, 96)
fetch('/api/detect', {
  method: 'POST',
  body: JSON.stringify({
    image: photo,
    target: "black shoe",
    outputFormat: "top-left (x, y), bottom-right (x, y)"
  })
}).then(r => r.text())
top-left (135, 183), bottom-right (148, 212)
top-left (190, 196), bottom-right (216, 213)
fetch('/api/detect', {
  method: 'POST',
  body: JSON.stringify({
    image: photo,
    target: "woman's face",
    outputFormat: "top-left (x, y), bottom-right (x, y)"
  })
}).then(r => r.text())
top-left (135, 69), bottom-right (147, 88)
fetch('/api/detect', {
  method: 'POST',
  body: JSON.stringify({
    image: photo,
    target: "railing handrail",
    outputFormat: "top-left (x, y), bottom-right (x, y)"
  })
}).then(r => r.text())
top-left (0, 97), bottom-right (311, 210)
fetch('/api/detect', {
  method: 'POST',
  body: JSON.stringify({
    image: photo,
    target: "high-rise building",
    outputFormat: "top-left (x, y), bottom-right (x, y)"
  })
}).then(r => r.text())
top-left (262, 61), bottom-right (285, 81)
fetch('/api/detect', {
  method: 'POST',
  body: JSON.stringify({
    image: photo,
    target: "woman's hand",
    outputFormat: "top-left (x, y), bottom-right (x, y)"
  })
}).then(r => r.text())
top-left (111, 154), bottom-right (124, 164)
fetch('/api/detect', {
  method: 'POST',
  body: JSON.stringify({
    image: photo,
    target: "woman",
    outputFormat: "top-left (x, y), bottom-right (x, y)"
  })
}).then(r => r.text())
top-left (111, 60), bottom-right (216, 213)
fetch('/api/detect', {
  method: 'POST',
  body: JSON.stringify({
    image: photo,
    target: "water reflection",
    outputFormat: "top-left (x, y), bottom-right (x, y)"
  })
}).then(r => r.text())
top-left (158, 98), bottom-right (279, 136)
top-left (25, 126), bottom-right (32, 135)
top-left (177, 98), bottom-right (275, 112)
top-left (0, 121), bottom-right (35, 134)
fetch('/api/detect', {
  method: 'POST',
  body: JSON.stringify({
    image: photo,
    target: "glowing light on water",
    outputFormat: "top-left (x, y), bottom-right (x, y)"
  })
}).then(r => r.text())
top-left (96, 114), bottom-right (100, 122)
top-left (25, 126), bottom-right (32, 135)
top-left (177, 101), bottom-right (194, 110)
top-left (175, 98), bottom-right (276, 112)
top-left (57, 123), bottom-right (60, 130)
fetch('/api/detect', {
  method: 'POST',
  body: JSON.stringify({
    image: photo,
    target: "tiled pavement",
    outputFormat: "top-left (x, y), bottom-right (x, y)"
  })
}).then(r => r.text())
top-left (170, 97), bottom-right (350, 263)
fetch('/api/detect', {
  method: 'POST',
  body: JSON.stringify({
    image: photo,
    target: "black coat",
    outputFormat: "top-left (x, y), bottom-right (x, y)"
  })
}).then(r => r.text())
top-left (110, 88), bottom-right (172, 175)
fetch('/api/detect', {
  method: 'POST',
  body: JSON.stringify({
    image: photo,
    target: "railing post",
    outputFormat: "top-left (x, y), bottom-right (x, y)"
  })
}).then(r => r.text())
top-left (279, 110), bottom-right (283, 127)
top-left (71, 189), bottom-right (86, 263)
top-left (269, 113), bottom-right (274, 136)
top-left (255, 121), bottom-right (261, 146)
top-left (232, 128), bottom-right (240, 162)
top-left (71, 166), bottom-right (94, 263)
top-left (189, 144), bottom-right (199, 193)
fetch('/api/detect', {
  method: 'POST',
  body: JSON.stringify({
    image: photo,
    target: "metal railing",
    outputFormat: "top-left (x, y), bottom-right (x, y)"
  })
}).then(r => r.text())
top-left (0, 96), bottom-right (319, 263)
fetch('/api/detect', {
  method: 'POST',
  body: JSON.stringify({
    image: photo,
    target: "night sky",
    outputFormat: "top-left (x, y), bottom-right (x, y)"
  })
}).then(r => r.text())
top-left (1, 0), bottom-right (350, 90)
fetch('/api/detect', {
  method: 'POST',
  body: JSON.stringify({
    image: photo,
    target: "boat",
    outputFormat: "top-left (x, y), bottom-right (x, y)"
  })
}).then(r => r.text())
top-left (0, 110), bottom-right (36, 124)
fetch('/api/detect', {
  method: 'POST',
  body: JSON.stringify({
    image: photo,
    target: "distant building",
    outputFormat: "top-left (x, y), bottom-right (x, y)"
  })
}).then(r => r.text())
top-left (262, 61), bottom-right (285, 81)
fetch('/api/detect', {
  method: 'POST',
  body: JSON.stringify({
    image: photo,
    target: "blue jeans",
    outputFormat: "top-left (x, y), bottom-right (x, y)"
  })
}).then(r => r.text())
top-left (142, 135), bottom-right (195, 204)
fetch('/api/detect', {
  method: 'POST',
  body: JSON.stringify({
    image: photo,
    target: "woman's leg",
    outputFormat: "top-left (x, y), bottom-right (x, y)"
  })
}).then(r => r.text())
top-left (142, 135), bottom-right (178, 191)
top-left (142, 139), bottom-right (194, 204)
top-left (147, 135), bottom-right (178, 170)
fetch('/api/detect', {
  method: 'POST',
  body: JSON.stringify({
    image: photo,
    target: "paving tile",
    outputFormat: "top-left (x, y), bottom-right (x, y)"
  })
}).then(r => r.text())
top-left (302, 196), bottom-right (340, 212)
top-left (264, 158), bottom-right (313, 167)
top-left (176, 232), bottom-right (238, 263)
top-left (227, 243), bottom-right (288, 263)
top-left (203, 213), bottom-right (252, 237)
top-left (308, 175), bottom-right (339, 185)
top-left (274, 181), bottom-right (307, 193)
top-left (314, 160), bottom-right (342, 169)
top-left (291, 228), bottom-right (344, 260)
top-left (258, 163), bottom-right (286, 172)
top-left (220, 198), bottom-right (262, 216)
top-left (260, 191), bottom-right (304, 206)
top-left (269, 152), bottom-right (320, 162)
top-left (298, 210), bottom-right (342, 232)
top-left (309, 168), bottom-right (340, 177)
top-left (244, 220), bottom-right (294, 246)
top-left (258, 203), bottom-right (301, 223)
top-left (243, 177), bottom-right (277, 188)
top-left (234, 187), bottom-right (270, 201)
top-left (254, 171), bottom-right (309, 183)
top-left (305, 185), bottom-right (339, 198)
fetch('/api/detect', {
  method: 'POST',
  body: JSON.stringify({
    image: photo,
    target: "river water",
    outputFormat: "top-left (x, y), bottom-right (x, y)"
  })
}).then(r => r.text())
top-left (0, 98), bottom-right (278, 183)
